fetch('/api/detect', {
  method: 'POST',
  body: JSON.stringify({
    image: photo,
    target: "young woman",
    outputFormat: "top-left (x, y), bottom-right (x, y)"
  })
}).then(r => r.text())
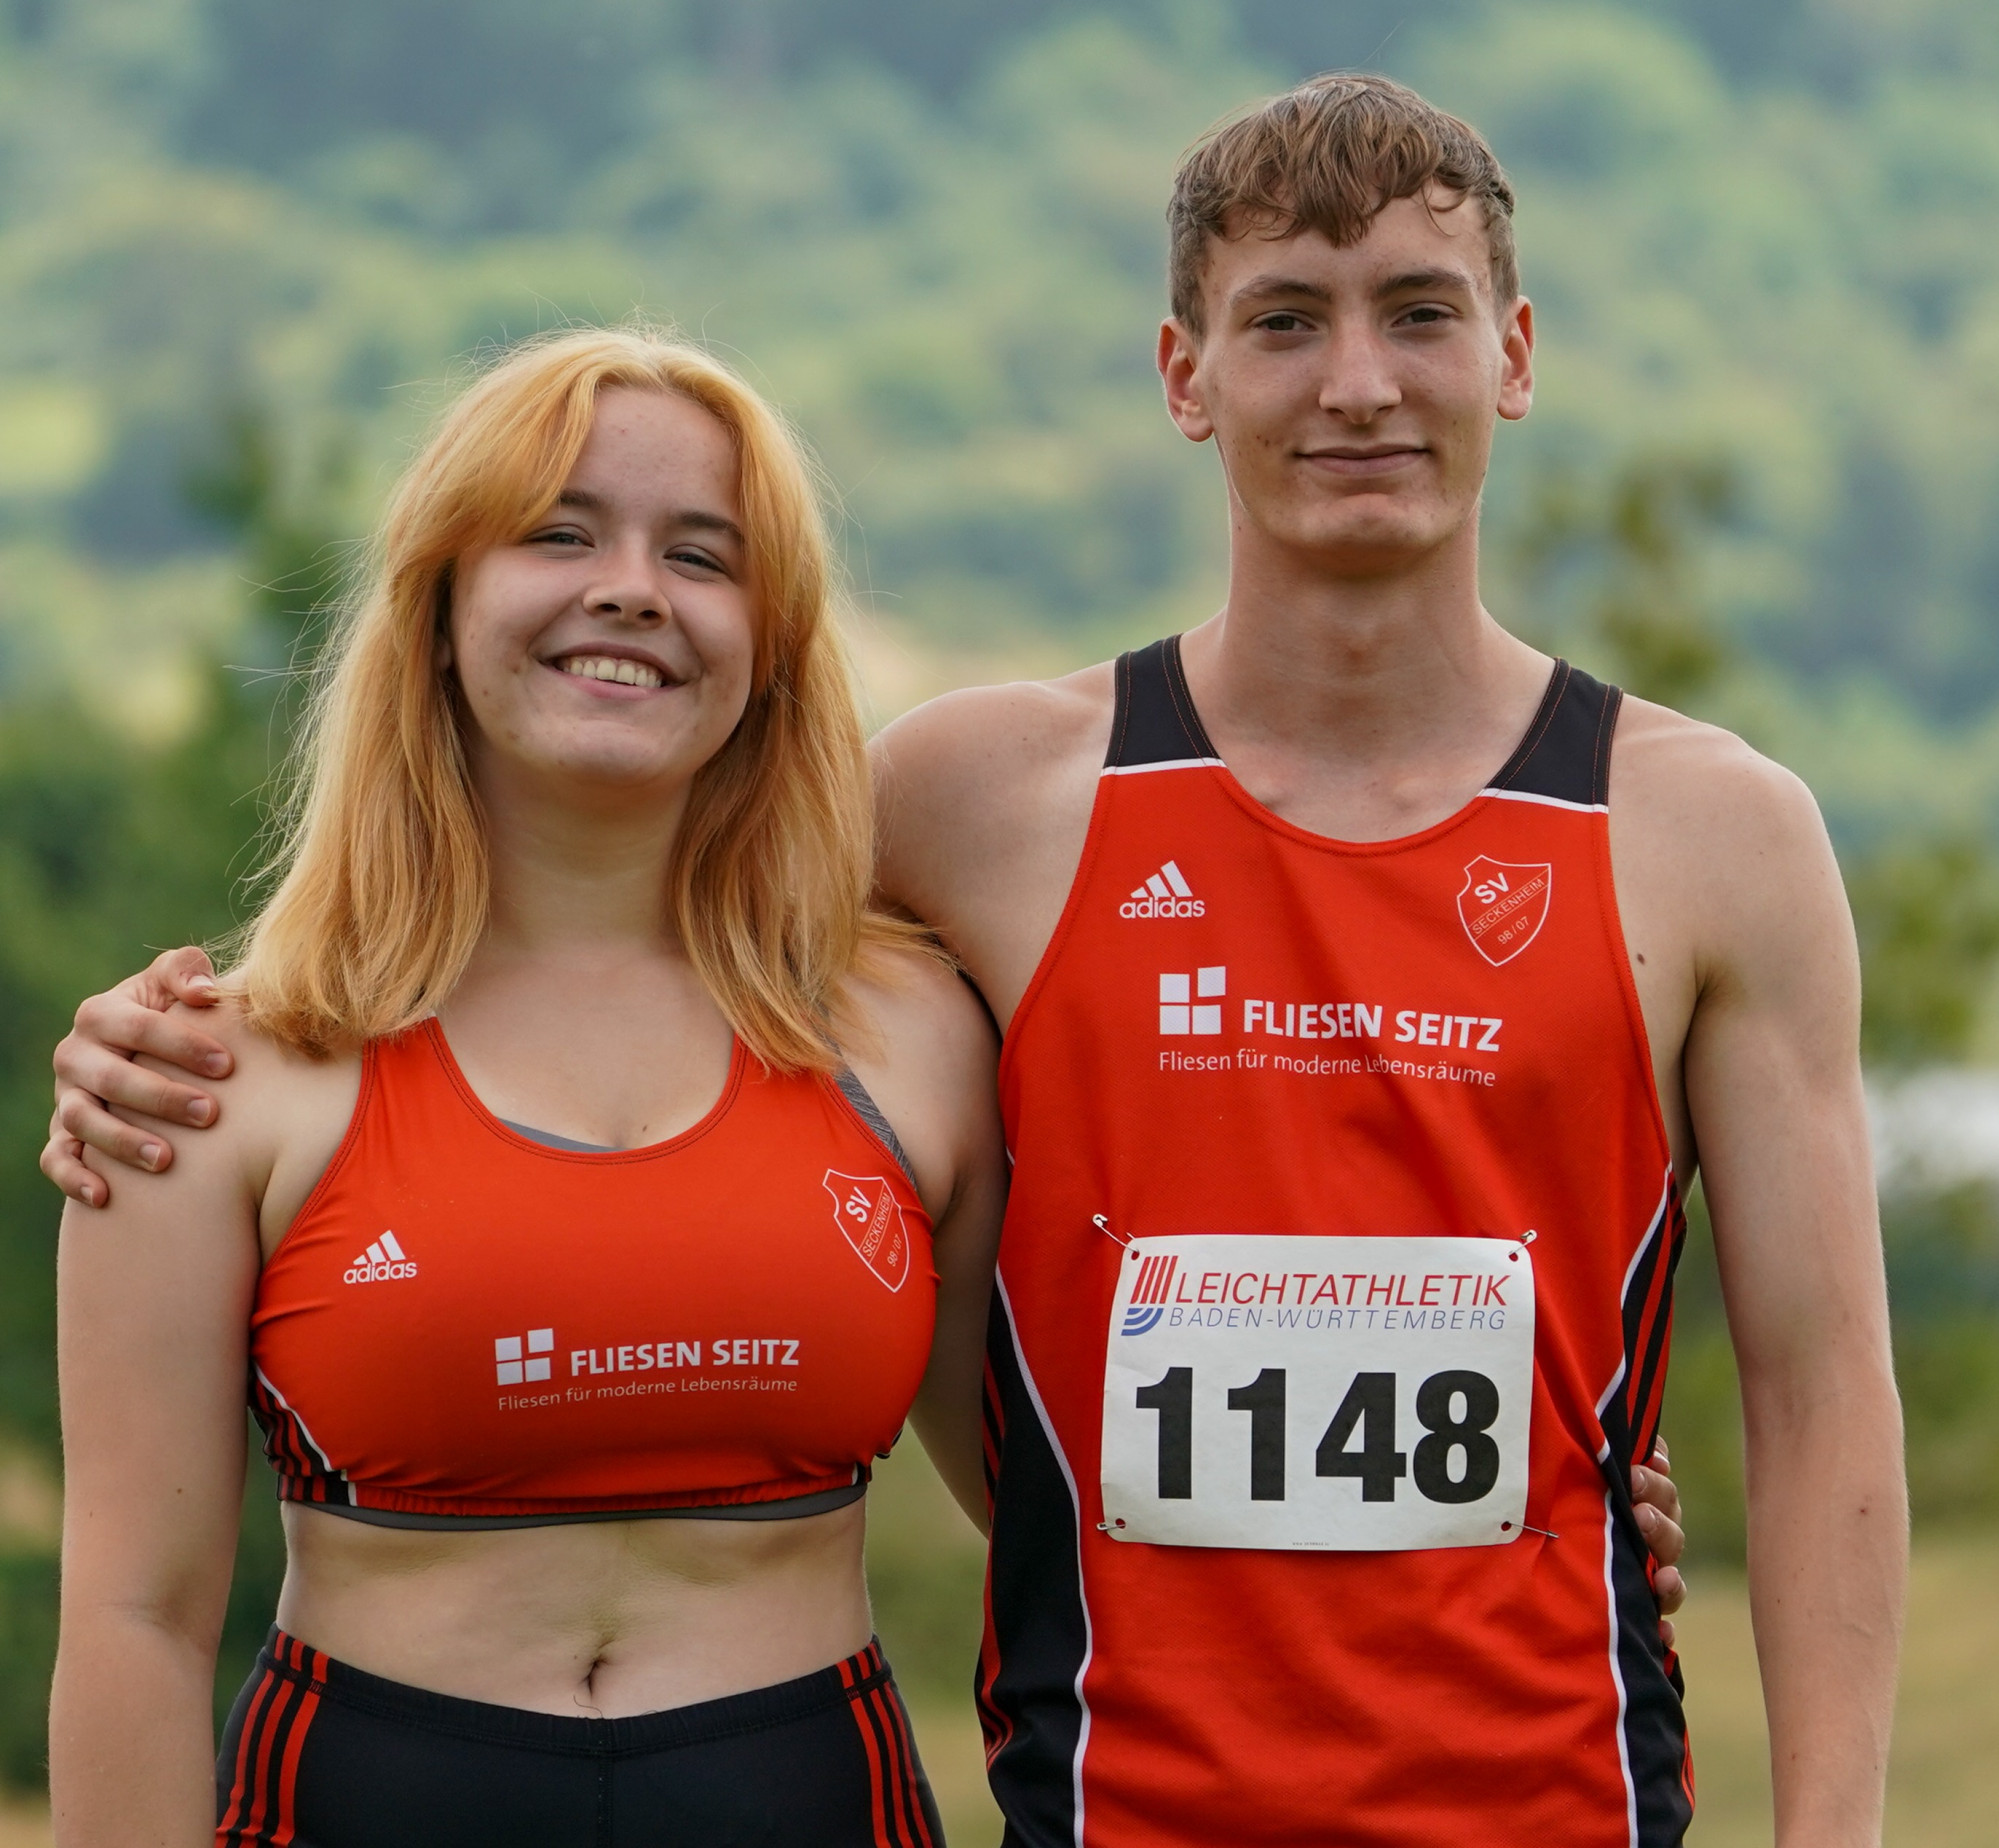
top-left (50, 327), bottom-right (1004, 1848)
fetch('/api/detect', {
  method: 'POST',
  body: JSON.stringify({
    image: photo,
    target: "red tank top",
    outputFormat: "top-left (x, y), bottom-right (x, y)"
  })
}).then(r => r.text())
top-left (250, 1019), bottom-right (935, 1526)
top-left (979, 640), bottom-right (1690, 1846)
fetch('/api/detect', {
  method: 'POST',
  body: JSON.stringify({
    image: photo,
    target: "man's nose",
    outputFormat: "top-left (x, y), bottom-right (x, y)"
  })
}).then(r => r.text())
top-left (1317, 326), bottom-right (1402, 424)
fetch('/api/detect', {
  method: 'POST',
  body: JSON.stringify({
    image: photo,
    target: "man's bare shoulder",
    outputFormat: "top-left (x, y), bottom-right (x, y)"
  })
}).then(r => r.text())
top-left (873, 661), bottom-right (1115, 808)
top-left (1614, 696), bottom-right (1828, 854)
top-left (1612, 696), bottom-right (1849, 996)
top-left (870, 662), bottom-right (1116, 956)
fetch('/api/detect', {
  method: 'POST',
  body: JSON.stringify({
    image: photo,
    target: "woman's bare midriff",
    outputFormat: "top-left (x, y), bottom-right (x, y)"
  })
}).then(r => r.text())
top-left (275, 1496), bottom-right (873, 1716)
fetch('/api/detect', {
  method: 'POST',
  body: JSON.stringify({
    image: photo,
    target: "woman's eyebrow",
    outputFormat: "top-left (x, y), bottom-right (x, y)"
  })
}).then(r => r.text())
top-left (675, 509), bottom-right (746, 545)
top-left (554, 488), bottom-right (742, 545)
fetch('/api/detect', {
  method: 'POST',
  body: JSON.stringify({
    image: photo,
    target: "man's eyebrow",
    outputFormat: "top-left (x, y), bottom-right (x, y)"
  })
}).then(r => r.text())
top-left (1230, 274), bottom-right (1332, 309)
top-left (554, 489), bottom-right (744, 544)
top-left (1375, 267), bottom-right (1479, 299)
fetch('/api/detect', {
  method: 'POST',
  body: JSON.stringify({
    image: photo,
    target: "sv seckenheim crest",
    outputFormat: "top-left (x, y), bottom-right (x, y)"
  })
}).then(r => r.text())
top-left (823, 1171), bottom-right (911, 1291)
top-left (1457, 857), bottom-right (1553, 966)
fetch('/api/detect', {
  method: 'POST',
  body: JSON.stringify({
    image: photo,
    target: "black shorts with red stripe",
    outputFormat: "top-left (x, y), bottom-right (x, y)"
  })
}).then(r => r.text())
top-left (215, 1628), bottom-right (945, 1848)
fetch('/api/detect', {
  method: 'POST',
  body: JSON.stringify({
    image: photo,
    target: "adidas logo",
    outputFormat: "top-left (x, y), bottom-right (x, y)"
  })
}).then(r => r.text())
top-left (1120, 858), bottom-right (1205, 919)
top-left (1160, 966), bottom-right (1225, 1036)
top-left (495, 1328), bottom-right (554, 1386)
top-left (344, 1231), bottom-right (418, 1285)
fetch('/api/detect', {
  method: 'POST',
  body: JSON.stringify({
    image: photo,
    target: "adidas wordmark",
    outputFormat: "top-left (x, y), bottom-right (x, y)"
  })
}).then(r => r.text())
top-left (344, 1230), bottom-right (418, 1284)
top-left (1121, 858), bottom-right (1205, 919)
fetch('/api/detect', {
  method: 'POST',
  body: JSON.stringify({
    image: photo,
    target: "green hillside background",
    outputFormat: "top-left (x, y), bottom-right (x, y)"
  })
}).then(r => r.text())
top-left (5, 0), bottom-right (1999, 1832)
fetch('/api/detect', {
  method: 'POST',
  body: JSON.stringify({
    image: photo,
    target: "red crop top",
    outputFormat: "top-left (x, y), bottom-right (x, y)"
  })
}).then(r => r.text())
top-left (248, 1020), bottom-right (936, 1528)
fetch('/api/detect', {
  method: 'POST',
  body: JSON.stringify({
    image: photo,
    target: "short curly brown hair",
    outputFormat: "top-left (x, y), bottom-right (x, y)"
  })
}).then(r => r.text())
top-left (1168, 72), bottom-right (1517, 334)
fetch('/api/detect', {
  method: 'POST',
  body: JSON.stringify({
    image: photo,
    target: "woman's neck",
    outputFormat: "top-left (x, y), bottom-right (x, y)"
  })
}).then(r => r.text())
top-left (474, 757), bottom-right (691, 960)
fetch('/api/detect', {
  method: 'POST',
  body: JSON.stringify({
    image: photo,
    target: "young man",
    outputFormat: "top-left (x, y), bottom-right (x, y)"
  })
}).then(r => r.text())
top-left (46, 75), bottom-right (1886, 1848)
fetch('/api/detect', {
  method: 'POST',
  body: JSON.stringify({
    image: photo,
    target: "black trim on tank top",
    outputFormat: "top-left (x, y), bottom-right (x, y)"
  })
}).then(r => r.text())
top-left (980, 1288), bottom-right (1088, 1845)
top-left (1106, 635), bottom-right (1220, 769)
top-left (1109, 639), bottom-right (1626, 812)
top-left (1485, 660), bottom-right (1623, 808)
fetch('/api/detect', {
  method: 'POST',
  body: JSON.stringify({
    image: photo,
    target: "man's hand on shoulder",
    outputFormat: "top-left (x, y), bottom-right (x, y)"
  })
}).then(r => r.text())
top-left (44, 946), bottom-right (232, 1207)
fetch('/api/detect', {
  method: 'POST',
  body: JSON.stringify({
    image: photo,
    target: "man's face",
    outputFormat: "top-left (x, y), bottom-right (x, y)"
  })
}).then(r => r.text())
top-left (1158, 192), bottom-right (1533, 576)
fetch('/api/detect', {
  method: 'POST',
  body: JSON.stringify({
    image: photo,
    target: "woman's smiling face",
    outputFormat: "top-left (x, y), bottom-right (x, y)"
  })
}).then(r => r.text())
top-left (444, 387), bottom-right (757, 807)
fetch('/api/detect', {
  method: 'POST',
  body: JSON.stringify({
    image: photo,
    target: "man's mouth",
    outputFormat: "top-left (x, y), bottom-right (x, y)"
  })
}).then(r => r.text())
top-left (548, 653), bottom-right (669, 689)
top-left (1299, 446), bottom-right (1426, 473)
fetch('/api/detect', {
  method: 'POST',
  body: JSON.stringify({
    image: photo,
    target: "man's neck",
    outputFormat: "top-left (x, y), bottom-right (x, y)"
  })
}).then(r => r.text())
top-left (1176, 524), bottom-right (1554, 842)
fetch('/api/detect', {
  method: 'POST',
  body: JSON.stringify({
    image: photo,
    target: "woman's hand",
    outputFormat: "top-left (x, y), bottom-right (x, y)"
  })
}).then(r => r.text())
top-left (43, 947), bottom-right (232, 1206)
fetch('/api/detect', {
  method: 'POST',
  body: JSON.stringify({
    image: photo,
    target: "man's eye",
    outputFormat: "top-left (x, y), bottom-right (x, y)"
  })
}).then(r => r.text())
top-left (1400, 306), bottom-right (1451, 326)
top-left (1258, 313), bottom-right (1309, 333)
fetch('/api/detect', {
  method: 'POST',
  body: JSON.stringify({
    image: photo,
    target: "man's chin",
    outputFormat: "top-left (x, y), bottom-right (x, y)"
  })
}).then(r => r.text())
top-left (1274, 514), bottom-right (1451, 580)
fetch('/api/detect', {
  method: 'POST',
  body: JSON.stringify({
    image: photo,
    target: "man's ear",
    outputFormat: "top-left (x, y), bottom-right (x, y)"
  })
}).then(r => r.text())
top-left (1497, 295), bottom-right (1534, 424)
top-left (1158, 318), bottom-right (1216, 444)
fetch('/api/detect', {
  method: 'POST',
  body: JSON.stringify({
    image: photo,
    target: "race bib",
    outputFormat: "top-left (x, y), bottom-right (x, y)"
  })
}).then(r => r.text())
top-left (1100, 1235), bottom-right (1534, 1551)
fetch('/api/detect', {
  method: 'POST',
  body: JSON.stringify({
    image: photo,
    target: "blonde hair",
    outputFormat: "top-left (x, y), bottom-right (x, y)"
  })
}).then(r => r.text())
top-left (230, 325), bottom-right (904, 1070)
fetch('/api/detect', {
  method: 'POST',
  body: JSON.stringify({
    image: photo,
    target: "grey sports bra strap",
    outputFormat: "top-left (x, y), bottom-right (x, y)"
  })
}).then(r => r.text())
top-left (835, 1068), bottom-right (918, 1188)
top-left (499, 1119), bottom-right (618, 1155)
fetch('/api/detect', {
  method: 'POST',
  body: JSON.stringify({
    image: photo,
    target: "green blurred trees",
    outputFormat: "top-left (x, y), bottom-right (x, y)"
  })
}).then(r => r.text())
top-left (1513, 453), bottom-right (1737, 711)
top-left (1850, 840), bottom-right (1999, 1068)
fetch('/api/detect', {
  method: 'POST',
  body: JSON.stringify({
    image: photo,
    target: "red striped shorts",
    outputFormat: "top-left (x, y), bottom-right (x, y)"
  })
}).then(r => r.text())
top-left (216, 1627), bottom-right (943, 1847)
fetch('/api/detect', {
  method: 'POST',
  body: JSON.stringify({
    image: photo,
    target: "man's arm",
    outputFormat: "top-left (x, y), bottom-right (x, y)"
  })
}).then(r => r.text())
top-left (51, 1022), bottom-right (264, 1846)
top-left (1684, 753), bottom-right (1904, 1848)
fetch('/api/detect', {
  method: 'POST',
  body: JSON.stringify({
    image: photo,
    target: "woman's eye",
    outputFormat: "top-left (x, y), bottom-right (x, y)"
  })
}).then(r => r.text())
top-left (668, 549), bottom-right (723, 573)
top-left (528, 528), bottom-right (587, 546)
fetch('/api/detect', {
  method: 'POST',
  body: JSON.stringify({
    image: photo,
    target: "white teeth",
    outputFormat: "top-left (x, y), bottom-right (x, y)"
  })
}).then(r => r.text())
top-left (556, 655), bottom-right (663, 689)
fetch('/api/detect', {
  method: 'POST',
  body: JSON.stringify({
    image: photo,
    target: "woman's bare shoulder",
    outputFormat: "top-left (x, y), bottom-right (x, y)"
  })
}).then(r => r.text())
top-left (840, 944), bottom-right (997, 1073)
top-left (139, 995), bottom-right (355, 1104)
top-left (834, 948), bottom-right (1002, 1215)
top-left (114, 997), bottom-right (363, 1216)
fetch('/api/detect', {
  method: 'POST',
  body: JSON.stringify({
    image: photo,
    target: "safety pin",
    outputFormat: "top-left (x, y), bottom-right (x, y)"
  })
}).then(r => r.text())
top-left (1094, 1213), bottom-right (1134, 1249)
top-left (1502, 1520), bottom-right (1560, 1540)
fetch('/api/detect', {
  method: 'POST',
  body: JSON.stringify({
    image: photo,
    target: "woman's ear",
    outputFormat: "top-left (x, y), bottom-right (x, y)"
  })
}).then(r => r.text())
top-left (432, 566), bottom-right (455, 672)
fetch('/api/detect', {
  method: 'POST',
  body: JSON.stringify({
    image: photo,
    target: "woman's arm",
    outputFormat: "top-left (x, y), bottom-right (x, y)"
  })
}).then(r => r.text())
top-left (51, 1019), bottom-right (265, 1848)
top-left (843, 957), bottom-right (1007, 1533)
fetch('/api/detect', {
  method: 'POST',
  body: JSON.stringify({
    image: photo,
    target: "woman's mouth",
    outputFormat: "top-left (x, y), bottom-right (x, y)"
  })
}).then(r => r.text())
top-left (549, 653), bottom-right (668, 690)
